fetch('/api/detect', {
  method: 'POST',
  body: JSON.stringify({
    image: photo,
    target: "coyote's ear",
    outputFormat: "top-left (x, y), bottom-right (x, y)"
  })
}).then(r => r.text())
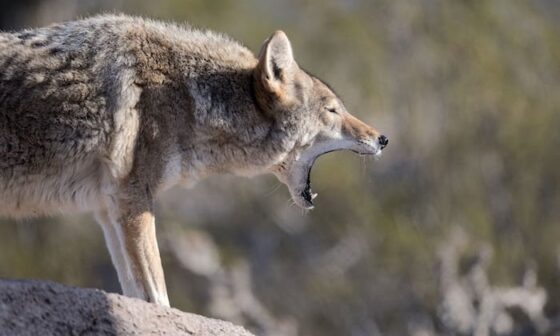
top-left (256, 30), bottom-right (296, 95)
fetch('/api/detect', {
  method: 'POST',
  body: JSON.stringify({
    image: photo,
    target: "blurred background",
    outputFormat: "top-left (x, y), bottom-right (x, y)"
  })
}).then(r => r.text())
top-left (1, 1), bottom-right (559, 335)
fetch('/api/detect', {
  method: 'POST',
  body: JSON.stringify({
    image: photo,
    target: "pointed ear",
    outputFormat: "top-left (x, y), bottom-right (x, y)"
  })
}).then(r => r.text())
top-left (256, 30), bottom-right (296, 94)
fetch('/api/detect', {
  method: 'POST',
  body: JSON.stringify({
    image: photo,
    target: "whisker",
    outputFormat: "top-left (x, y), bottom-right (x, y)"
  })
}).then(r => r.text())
top-left (287, 198), bottom-right (297, 208)
top-left (264, 182), bottom-right (282, 197)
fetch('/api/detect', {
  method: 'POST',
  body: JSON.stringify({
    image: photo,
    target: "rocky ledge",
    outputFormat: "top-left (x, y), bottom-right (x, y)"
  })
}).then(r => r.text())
top-left (0, 279), bottom-right (254, 336)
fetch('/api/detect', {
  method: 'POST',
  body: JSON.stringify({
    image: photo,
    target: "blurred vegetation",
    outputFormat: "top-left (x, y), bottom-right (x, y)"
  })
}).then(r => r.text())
top-left (1, 1), bottom-right (559, 335)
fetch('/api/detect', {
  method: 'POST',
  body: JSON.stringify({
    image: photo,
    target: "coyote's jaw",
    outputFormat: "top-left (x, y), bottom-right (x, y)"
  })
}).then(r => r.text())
top-left (278, 137), bottom-right (386, 210)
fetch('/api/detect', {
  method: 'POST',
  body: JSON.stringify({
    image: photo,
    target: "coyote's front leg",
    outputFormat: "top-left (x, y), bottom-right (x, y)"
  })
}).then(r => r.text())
top-left (96, 189), bottom-right (169, 306)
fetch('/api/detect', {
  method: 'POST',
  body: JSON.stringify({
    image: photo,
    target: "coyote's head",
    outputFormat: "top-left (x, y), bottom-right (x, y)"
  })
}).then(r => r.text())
top-left (253, 31), bottom-right (388, 209)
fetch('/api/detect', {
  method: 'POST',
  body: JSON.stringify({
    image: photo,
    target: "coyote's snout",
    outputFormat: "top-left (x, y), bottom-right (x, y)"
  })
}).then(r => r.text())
top-left (0, 15), bottom-right (387, 306)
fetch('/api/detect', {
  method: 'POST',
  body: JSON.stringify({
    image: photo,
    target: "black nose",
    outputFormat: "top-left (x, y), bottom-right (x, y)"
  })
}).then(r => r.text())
top-left (378, 135), bottom-right (388, 148)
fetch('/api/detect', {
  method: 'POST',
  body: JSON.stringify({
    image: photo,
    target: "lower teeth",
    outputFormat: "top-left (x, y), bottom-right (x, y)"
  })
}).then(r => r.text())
top-left (301, 186), bottom-right (313, 203)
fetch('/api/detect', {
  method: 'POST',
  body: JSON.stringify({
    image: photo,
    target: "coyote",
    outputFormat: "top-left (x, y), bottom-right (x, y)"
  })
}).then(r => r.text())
top-left (0, 15), bottom-right (388, 306)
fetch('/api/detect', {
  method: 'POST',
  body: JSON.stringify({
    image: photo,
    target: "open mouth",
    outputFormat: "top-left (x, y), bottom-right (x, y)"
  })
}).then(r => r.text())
top-left (288, 146), bottom-right (382, 210)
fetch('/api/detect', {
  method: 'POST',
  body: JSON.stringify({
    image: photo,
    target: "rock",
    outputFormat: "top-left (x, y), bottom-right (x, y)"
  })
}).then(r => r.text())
top-left (0, 279), bottom-right (255, 336)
